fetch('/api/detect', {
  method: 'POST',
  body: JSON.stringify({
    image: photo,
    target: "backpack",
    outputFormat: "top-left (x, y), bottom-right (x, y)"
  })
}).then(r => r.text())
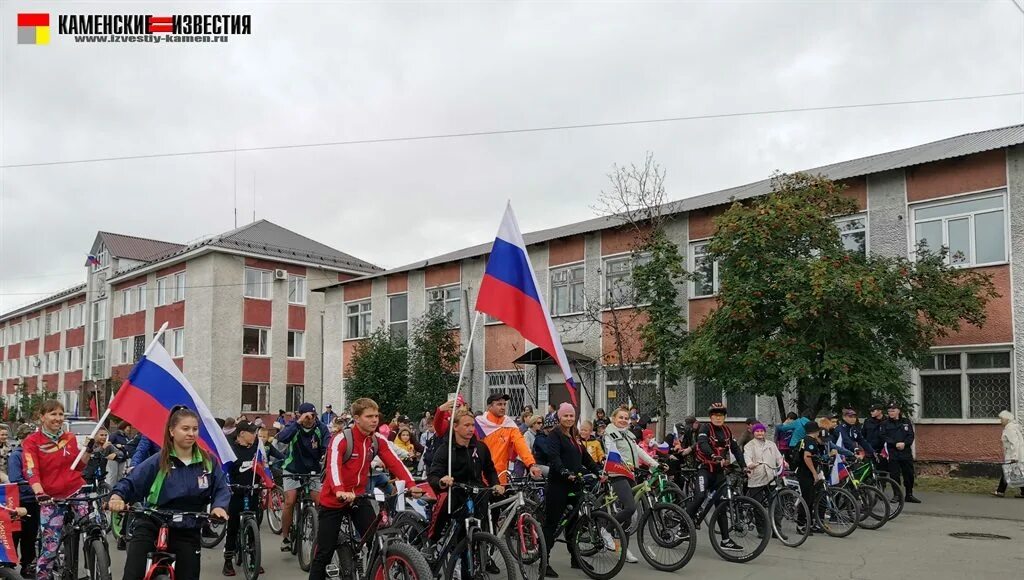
top-left (341, 428), bottom-right (379, 464)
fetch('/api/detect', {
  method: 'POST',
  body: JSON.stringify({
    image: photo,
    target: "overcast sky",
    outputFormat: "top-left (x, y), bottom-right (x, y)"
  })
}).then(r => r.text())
top-left (1, 0), bottom-right (1022, 313)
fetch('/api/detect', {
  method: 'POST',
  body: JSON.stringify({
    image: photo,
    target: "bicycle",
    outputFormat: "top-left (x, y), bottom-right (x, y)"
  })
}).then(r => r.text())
top-left (542, 473), bottom-right (628, 580)
top-left (227, 483), bottom-right (263, 580)
top-left (283, 472), bottom-right (321, 572)
top-left (799, 477), bottom-right (861, 538)
top-left (850, 456), bottom-right (904, 520)
top-left (606, 466), bottom-right (696, 572)
top-left (49, 485), bottom-right (113, 580)
top-left (486, 475), bottom-right (548, 580)
top-left (324, 489), bottom-right (432, 580)
top-left (834, 459), bottom-right (890, 530)
top-left (757, 473), bottom-right (810, 548)
top-left (120, 507), bottom-right (221, 580)
top-left (681, 465), bottom-right (771, 563)
top-left (265, 485), bottom-right (286, 535)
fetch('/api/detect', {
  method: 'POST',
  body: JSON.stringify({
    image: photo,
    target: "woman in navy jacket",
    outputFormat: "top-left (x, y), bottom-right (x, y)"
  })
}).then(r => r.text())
top-left (110, 406), bottom-right (230, 580)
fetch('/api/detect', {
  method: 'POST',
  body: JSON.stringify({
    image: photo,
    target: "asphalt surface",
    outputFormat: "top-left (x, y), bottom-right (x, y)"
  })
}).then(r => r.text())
top-left (105, 491), bottom-right (1024, 579)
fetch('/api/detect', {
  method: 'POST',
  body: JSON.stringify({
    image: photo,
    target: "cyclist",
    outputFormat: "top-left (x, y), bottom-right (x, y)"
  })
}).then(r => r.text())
top-left (108, 421), bottom-right (137, 486)
top-left (881, 402), bottom-right (920, 504)
top-left (278, 402), bottom-right (330, 553)
top-left (604, 406), bottom-right (658, 564)
top-left (109, 406), bottom-right (230, 580)
top-left (794, 421), bottom-right (827, 534)
top-left (222, 420), bottom-right (264, 577)
top-left (21, 400), bottom-right (88, 580)
top-left (836, 408), bottom-right (875, 457)
top-left (84, 426), bottom-right (124, 489)
top-left (743, 423), bottom-right (783, 504)
top-left (542, 403), bottom-right (602, 578)
top-left (8, 423), bottom-right (39, 578)
top-left (685, 402), bottom-right (747, 553)
top-left (310, 398), bottom-right (421, 580)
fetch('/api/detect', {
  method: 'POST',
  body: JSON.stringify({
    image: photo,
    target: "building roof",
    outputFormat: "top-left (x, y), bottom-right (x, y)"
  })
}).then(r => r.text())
top-left (94, 232), bottom-right (186, 263)
top-left (108, 219), bottom-right (382, 282)
top-left (323, 122), bottom-right (1024, 288)
top-left (0, 284), bottom-right (86, 324)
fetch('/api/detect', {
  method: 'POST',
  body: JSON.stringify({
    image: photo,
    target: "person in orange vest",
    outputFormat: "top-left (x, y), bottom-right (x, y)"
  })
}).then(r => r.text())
top-left (435, 393), bottom-right (543, 484)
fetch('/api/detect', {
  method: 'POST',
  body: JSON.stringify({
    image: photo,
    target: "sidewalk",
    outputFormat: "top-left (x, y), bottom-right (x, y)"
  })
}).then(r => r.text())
top-left (905, 490), bottom-right (1024, 521)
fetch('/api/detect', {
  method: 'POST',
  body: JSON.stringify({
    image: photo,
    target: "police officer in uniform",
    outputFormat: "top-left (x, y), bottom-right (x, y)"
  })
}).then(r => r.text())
top-left (795, 421), bottom-right (827, 533)
top-left (881, 402), bottom-right (921, 503)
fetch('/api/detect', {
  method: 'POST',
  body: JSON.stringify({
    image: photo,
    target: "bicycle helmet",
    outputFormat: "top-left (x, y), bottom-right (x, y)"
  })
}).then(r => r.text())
top-left (707, 402), bottom-right (728, 416)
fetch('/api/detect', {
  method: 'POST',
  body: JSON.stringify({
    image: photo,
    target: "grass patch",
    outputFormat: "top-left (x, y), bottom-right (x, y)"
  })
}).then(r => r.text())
top-left (915, 475), bottom-right (1000, 495)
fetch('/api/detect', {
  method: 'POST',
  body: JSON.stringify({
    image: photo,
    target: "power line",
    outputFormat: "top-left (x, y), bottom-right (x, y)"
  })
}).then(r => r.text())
top-left (2, 91), bottom-right (1022, 169)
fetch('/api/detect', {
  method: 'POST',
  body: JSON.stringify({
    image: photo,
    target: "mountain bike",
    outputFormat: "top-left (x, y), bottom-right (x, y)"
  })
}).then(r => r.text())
top-left (418, 482), bottom-right (516, 580)
top-left (544, 473), bottom-right (627, 580)
top-left (49, 485), bottom-right (112, 580)
top-left (487, 475), bottom-right (547, 580)
top-left (757, 473), bottom-right (810, 548)
top-left (227, 483), bottom-right (263, 580)
top-left (850, 457), bottom-right (904, 520)
top-left (606, 466), bottom-right (696, 572)
top-left (283, 473), bottom-right (320, 572)
top-left (265, 485), bottom-right (285, 534)
top-left (832, 460), bottom-right (890, 530)
top-left (120, 507), bottom-right (221, 580)
top-left (682, 465), bottom-right (771, 563)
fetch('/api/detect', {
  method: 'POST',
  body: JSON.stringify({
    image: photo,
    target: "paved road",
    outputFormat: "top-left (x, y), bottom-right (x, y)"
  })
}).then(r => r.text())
top-left (107, 492), bottom-right (1024, 579)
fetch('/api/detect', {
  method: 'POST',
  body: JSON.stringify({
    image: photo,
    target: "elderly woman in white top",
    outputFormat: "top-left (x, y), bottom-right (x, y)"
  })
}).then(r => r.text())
top-left (994, 410), bottom-right (1024, 498)
top-left (743, 423), bottom-right (784, 504)
top-left (604, 407), bottom-right (659, 564)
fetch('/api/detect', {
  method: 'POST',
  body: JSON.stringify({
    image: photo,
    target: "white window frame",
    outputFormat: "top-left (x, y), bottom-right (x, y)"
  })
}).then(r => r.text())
top-left (288, 276), bottom-right (307, 305)
top-left (241, 382), bottom-right (269, 413)
top-left (10, 324), bottom-right (20, 343)
top-left (388, 293), bottom-right (409, 341)
top-left (156, 277), bottom-right (169, 307)
top-left (121, 288), bottom-right (134, 315)
top-left (688, 242), bottom-right (719, 299)
top-left (171, 328), bottom-right (185, 358)
top-left (910, 190), bottom-right (1009, 268)
top-left (244, 268), bottom-right (273, 300)
top-left (835, 213), bottom-right (868, 255)
top-left (0, 326), bottom-right (5, 347)
top-left (69, 304), bottom-right (84, 328)
top-left (916, 347), bottom-right (1014, 423)
top-left (345, 300), bottom-right (372, 339)
top-left (173, 272), bottom-right (186, 302)
top-left (243, 327), bottom-right (271, 357)
top-left (287, 330), bottom-right (305, 359)
top-left (603, 253), bottom-right (653, 308)
top-left (45, 311), bottom-right (60, 335)
top-left (25, 318), bottom-right (39, 340)
top-left (550, 262), bottom-right (586, 317)
top-left (47, 351), bottom-right (58, 374)
top-left (118, 338), bottom-right (131, 365)
top-left (92, 250), bottom-right (110, 272)
top-left (426, 284), bottom-right (461, 327)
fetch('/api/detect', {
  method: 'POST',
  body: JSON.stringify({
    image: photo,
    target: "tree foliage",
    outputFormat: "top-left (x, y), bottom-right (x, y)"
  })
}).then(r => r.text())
top-left (678, 173), bottom-right (997, 416)
top-left (345, 328), bottom-right (409, 419)
top-left (405, 308), bottom-right (462, 416)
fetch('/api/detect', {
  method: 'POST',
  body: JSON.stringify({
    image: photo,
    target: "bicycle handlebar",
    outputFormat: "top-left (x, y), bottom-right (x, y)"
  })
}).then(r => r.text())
top-left (124, 506), bottom-right (224, 523)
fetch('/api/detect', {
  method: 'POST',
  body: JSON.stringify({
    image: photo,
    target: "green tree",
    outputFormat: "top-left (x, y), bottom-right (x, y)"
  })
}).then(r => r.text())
top-left (679, 173), bottom-right (998, 417)
top-left (15, 381), bottom-right (59, 422)
top-left (345, 328), bottom-right (409, 419)
top-left (405, 308), bottom-right (462, 417)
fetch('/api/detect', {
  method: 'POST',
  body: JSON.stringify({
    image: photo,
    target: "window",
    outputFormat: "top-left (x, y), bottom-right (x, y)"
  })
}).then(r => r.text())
top-left (9, 324), bottom-right (19, 343)
top-left (46, 352), bottom-right (58, 374)
top-left (689, 243), bottom-right (718, 298)
top-left (25, 318), bottom-right (38, 340)
top-left (92, 251), bottom-right (110, 271)
top-left (836, 215), bottom-right (867, 255)
top-left (120, 285), bottom-right (147, 315)
top-left (288, 276), bottom-right (307, 305)
top-left (64, 348), bottom-right (73, 371)
top-left (605, 254), bottom-right (652, 306)
top-left (920, 350), bottom-right (1012, 419)
top-left (91, 300), bottom-right (106, 340)
top-left (551, 264), bottom-right (585, 316)
top-left (138, 284), bottom-right (147, 310)
top-left (171, 329), bottom-right (184, 358)
top-left (346, 301), bottom-right (372, 339)
top-left (0, 362), bottom-right (4, 380)
top-left (486, 372), bottom-right (528, 417)
top-left (605, 367), bottom-right (659, 413)
top-left (69, 304), bottom-right (84, 328)
top-left (0, 327), bottom-right (5, 347)
top-left (388, 294), bottom-right (408, 342)
top-left (693, 380), bottom-right (756, 418)
top-left (122, 289), bottom-right (133, 315)
top-left (427, 285), bottom-right (461, 326)
top-left (243, 327), bottom-right (270, 356)
top-left (45, 311), bottom-right (60, 335)
top-left (241, 383), bottom-right (269, 413)
top-left (287, 331), bottom-right (305, 358)
top-left (286, 384), bottom-right (305, 412)
top-left (244, 268), bottom-right (273, 299)
top-left (912, 192), bottom-right (1007, 266)
top-left (156, 278), bottom-right (169, 306)
top-left (119, 339), bottom-right (131, 365)
top-left (174, 272), bottom-right (186, 302)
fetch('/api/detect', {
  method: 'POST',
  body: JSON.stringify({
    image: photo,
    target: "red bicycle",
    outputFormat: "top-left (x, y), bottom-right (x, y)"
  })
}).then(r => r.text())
top-left (122, 507), bottom-right (224, 580)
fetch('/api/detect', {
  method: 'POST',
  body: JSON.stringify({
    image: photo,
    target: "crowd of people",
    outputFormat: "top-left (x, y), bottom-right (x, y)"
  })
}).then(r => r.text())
top-left (0, 392), bottom-right (1019, 580)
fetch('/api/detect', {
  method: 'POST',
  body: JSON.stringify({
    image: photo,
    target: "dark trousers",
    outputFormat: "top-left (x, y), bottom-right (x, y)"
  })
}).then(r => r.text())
top-left (12, 502), bottom-right (39, 570)
top-left (309, 502), bottom-right (377, 580)
top-left (684, 469), bottom-right (730, 539)
top-left (543, 480), bottom-right (581, 559)
top-left (609, 477), bottom-right (637, 528)
top-left (996, 475), bottom-right (1023, 495)
top-left (225, 491), bottom-right (261, 558)
top-left (795, 471), bottom-right (818, 527)
top-left (123, 518), bottom-right (201, 580)
top-left (888, 458), bottom-right (915, 496)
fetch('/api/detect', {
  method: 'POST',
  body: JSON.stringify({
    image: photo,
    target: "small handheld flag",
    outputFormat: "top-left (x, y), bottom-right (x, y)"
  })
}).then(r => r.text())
top-left (829, 454), bottom-right (850, 485)
top-left (0, 485), bottom-right (19, 565)
top-left (604, 449), bottom-right (635, 481)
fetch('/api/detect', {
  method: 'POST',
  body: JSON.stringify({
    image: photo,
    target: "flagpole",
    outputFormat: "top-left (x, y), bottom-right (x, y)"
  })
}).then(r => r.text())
top-left (71, 322), bottom-right (170, 470)
top-left (447, 310), bottom-right (482, 514)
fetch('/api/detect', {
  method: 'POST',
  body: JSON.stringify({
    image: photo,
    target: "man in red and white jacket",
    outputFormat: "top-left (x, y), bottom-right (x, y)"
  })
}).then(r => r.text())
top-left (309, 398), bottom-right (421, 580)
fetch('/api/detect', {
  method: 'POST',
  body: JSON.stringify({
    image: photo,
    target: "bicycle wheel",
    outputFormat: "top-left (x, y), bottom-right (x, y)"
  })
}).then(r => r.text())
top-left (875, 475), bottom-right (905, 520)
top-left (298, 506), bottom-right (318, 572)
top-left (568, 511), bottom-right (627, 580)
top-left (85, 538), bottom-right (112, 580)
top-left (505, 511), bottom-right (547, 580)
top-left (372, 541), bottom-right (434, 580)
top-left (854, 485), bottom-right (890, 530)
top-left (654, 481), bottom-right (687, 506)
top-left (328, 542), bottom-right (356, 580)
top-left (443, 531), bottom-right (516, 580)
top-left (815, 486), bottom-right (860, 538)
top-left (768, 489), bottom-right (809, 548)
top-left (266, 487), bottom-right (285, 534)
top-left (391, 511), bottom-right (429, 548)
top-left (708, 495), bottom-right (771, 563)
top-left (201, 518), bottom-right (227, 549)
top-left (636, 502), bottom-right (696, 572)
top-left (240, 517), bottom-right (262, 580)
top-left (57, 528), bottom-right (77, 580)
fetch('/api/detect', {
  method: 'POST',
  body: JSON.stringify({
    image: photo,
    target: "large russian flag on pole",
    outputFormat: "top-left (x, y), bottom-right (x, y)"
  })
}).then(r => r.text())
top-left (110, 339), bottom-right (237, 466)
top-left (476, 203), bottom-right (578, 406)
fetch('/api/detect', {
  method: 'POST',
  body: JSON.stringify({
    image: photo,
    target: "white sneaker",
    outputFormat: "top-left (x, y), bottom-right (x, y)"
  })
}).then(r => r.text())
top-left (625, 549), bottom-right (639, 563)
top-left (600, 528), bottom-right (615, 551)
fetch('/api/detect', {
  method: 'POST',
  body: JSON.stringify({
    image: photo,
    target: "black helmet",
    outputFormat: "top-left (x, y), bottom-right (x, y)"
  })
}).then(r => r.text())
top-left (708, 402), bottom-right (728, 416)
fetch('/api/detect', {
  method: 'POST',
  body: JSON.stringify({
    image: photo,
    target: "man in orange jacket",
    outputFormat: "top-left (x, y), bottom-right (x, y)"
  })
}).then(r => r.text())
top-left (435, 393), bottom-right (543, 484)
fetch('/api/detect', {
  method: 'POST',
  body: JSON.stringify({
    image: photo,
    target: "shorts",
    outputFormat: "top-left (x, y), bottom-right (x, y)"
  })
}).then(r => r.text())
top-left (282, 472), bottom-right (322, 493)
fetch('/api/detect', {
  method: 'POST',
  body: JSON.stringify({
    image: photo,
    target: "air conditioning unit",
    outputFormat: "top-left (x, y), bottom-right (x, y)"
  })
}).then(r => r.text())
top-left (274, 269), bottom-right (288, 280)
top-left (428, 289), bottom-right (444, 301)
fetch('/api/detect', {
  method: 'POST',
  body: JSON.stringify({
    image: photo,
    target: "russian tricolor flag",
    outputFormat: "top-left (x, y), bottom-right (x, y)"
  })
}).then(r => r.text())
top-left (476, 204), bottom-right (578, 406)
top-left (0, 484), bottom-right (19, 565)
top-left (110, 339), bottom-right (236, 467)
top-left (604, 449), bottom-right (635, 481)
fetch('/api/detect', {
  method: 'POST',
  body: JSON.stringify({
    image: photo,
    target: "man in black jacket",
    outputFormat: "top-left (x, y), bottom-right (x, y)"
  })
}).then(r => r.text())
top-left (863, 404), bottom-right (887, 468)
top-left (223, 421), bottom-right (264, 576)
top-left (881, 403), bottom-right (920, 503)
top-left (686, 403), bottom-right (746, 552)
